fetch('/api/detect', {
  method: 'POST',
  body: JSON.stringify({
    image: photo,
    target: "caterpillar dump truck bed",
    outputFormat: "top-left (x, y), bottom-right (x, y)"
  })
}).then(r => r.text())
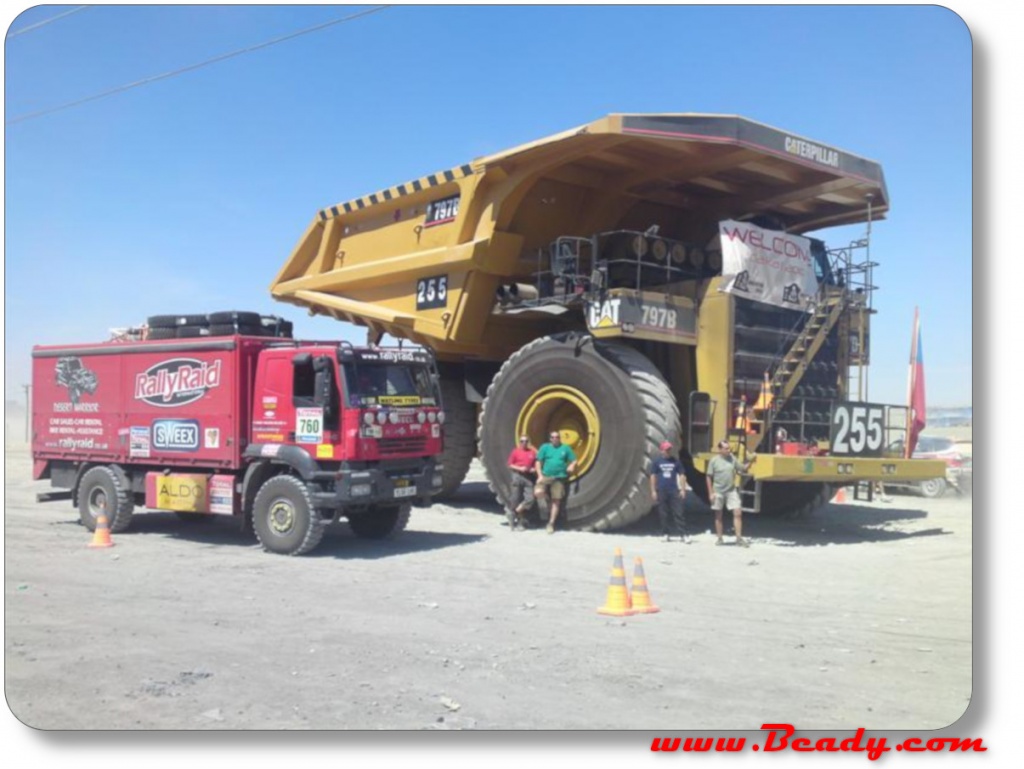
top-left (271, 113), bottom-right (943, 530)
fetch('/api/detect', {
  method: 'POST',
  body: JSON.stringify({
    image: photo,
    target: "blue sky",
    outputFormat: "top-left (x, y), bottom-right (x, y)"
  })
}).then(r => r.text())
top-left (4, 5), bottom-right (971, 407)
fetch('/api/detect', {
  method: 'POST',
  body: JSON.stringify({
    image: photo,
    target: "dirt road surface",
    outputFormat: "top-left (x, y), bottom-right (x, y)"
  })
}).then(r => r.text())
top-left (4, 444), bottom-right (971, 731)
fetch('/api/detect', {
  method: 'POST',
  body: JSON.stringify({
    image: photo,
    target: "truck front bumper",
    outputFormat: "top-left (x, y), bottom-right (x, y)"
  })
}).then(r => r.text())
top-left (312, 459), bottom-right (444, 508)
top-left (695, 454), bottom-right (948, 483)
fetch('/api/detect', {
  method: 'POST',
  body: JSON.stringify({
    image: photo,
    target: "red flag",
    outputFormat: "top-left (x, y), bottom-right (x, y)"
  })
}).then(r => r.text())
top-left (906, 309), bottom-right (926, 457)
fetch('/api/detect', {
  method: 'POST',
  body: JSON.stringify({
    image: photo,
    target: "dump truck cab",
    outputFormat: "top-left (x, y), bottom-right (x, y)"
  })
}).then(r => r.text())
top-left (271, 113), bottom-right (945, 529)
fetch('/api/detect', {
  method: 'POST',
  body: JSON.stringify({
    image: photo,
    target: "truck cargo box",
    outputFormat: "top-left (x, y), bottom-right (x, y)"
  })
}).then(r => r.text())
top-left (32, 337), bottom-right (266, 473)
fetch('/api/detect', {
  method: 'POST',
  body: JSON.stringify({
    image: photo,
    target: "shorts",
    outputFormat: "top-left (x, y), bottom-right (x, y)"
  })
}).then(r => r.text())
top-left (535, 478), bottom-right (567, 501)
top-left (711, 489), bottom-right (742, 512)
top-left (509, 473), bottom-right (536, 510)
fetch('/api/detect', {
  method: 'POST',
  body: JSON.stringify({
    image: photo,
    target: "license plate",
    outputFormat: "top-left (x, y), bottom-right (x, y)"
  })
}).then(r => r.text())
top-left (394, 486), bottom-right (417, 498)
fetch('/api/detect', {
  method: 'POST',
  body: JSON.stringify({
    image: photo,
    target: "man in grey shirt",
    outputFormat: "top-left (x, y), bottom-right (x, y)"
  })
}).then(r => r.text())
top-left (706, 439), bottom-right (757, 547)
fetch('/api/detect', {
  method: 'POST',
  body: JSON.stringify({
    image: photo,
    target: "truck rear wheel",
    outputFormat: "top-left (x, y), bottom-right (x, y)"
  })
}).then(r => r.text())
top-left (436, 378), bottom-right (477, 498)
top-left (347, 504), bottom-right (411, 539)
top-left (77, 466), bottom-right (134, 532)
top-left (252, 475), bottom-right (325, 555)
top-left (478, 333), bottom-right (679, 531)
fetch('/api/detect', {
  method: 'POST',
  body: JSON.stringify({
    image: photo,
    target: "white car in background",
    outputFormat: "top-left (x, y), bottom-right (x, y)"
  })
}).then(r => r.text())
top-left (885, 435), bottom-right (968, 498)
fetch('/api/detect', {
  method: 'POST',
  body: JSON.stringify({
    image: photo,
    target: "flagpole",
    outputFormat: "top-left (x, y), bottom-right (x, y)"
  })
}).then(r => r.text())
top-left (905, 307), bottom-right (919, 459)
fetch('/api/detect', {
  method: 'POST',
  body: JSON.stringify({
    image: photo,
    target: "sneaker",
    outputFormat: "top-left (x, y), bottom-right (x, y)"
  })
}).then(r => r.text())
top-left (681, 535), bottom-right (693, 545)
top-left (546, 524), bottom-right (554, 534)
top-left (736, 537), bottom-right (750, 548)
top-left (663, 534), bottom-right (672, 543)
top-left (715, 537), bottom-right (724, 546)
top-left (505, 511), bottom-right (517, 527)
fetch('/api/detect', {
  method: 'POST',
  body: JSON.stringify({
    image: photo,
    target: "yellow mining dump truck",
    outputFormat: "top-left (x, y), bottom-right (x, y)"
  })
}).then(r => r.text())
top-left (270, 113), bottom-right (945, 530)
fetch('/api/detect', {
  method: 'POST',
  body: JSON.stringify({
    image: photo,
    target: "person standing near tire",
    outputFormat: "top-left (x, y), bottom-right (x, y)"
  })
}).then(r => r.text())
top-left (650, 441), bottom-right (689, 542)
top-left (534, 431), bottom-right (577, 534)
top-left (505, 435), bottom-right (537, 530)
top-left (706, 440), bottom-right (757, 547)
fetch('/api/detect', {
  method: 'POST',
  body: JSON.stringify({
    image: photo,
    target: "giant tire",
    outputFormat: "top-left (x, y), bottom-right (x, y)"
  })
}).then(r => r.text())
top-left (251, 475), bottom-right (325, 555)
top-left (757, 481), bottom-right (833, 519)
top-left (435, 378), bottom-right (477, 498)
top-left (77, 465), bottom-right (134, 532)
top-left (347, 504), bottom-right (411, 540)
top-left (478, 333), bottom-right (680, 531)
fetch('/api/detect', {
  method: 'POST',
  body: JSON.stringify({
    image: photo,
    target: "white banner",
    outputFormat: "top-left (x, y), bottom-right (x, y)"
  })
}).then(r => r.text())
top-left (718, 220), bottom-right (819, 310)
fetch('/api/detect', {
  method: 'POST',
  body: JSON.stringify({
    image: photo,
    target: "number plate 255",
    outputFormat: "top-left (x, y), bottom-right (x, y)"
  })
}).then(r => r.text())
top-left (830, 402), bottom-right (886, 457)
top-left (416, 275), bottom-right (448, 310)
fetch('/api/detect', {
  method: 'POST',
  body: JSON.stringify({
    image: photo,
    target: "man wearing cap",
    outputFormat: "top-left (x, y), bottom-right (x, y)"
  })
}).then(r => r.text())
top-left (706, 440), bottom-right (757, 547)
top-left (650, 440), bottom-right (689, 542)
top-left (505, 435), bottom-right (537, 531)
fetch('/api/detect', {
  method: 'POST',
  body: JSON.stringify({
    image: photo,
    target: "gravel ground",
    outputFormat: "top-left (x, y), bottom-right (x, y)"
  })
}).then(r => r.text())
top-left (4, 444), bottom-right (971, 731)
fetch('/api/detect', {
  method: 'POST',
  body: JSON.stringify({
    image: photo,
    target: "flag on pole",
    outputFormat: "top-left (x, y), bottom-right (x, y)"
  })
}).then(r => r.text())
top-left (906, 308), bottom-right (926, 458)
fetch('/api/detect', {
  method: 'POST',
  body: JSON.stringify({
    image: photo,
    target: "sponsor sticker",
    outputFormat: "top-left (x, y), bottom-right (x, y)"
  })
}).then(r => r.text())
top-left (204, 428), bottom-right (220, 450)
top-left (129, 426), bottom-right (151, 458)
top-left (316, 444), bottom-right (334, 459)
top-left (134, 358), bottom-right (222, 408)
top-left (260, 444), bottom-right (281, 457)
top-left (153, 419), bottom-right (200, 452)
top-left (254, 433), bottom-right (285, 442)
top-left (378, 395), bottom-right (422, 406)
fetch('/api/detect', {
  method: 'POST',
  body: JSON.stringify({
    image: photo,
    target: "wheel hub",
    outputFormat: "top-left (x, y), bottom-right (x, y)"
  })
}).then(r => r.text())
top-left (269, 499), bottom-right (295, 534)
top-left (516, 385), bottom-right (600, 475)
top-left (89, 488), bottom-right (108, 515)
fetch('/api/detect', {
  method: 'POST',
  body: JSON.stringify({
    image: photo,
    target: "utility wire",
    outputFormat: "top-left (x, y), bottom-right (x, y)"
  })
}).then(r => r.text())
top-left (7, 5), bottom-right (90, 38)
top-left (6, 5), bottom-right (389, 126)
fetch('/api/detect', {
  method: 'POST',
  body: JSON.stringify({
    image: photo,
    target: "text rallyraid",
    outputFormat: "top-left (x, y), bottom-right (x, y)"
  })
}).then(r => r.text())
top-left (134, 361), bottom-right (222, 403)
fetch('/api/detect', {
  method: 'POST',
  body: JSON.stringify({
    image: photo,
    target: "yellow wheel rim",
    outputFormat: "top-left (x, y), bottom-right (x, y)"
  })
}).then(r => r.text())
top-left (516, 385), bottom-right (600, 476)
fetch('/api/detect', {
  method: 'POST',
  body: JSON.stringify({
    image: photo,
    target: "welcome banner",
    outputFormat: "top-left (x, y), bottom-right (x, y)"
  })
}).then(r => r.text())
top-left (718, 220), bottom-right (818, 309)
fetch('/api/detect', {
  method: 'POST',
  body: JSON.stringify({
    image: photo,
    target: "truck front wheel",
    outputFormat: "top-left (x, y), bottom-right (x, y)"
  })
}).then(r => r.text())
top-left (347, 504), bottom-right (411, 539)
top-left (478, 333), bottom-right (680, 532)
top-left (252, 475), bottom-right (325, 555)
top-left (77, 466), bottom-right (134, 532)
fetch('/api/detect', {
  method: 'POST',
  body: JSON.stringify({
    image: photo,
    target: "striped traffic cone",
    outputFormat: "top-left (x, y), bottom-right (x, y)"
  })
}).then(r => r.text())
top-left (630, 557), bottom-right (660, 614)
top-left (88, 507), bottom-right (115, 549)
top-left (597, 548), bottom-right (635, 616)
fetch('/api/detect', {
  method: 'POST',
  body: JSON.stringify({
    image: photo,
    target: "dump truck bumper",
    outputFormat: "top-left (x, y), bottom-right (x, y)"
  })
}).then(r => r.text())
top-left (694, 454), bottom-right (948, 483)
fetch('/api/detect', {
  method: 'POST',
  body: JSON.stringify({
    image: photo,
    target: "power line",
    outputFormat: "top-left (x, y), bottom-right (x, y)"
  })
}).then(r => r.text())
top-left (6, 6), bottom-right (390, 126)
top-left (7, 6), bottom-right (90, 38)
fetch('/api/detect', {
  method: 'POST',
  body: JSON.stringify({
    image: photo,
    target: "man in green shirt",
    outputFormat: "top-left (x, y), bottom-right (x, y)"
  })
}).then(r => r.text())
top-left (705, 439), bottom-right (757, 547)
top-left (534, 431), bottom-right (578, 534)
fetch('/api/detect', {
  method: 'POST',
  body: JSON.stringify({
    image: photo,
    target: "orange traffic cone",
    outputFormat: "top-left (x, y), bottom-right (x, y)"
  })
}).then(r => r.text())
top-left (832, 486), bottom-right (847, 503)
top-left (88, 511), bottom-right (115, 549)
top-left (597, 548), bottom-right (635, 616)
top-left (630, 557), bottom-right (660, 614)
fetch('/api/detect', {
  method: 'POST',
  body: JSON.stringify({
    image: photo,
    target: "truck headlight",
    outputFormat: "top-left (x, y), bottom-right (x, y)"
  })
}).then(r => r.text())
top-left (417, 411), bottom-right (427, 424)
top-left (350, 483), bottom-right (373, 497)
top-left (376, 411), bottom-right (387, 425)
top-left (437, 411), bottom-right (446, 425)
top-left (363, 412), bottom-right (375, 426)
top-left (427, 411), bottom-right (437, 423)
top-left (388, 411), bottom-right (400, 425)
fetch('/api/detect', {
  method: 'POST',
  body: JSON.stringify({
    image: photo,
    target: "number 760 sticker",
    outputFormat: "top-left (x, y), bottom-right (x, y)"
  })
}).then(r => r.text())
top-left (295, 407), bottom-right (324, 444)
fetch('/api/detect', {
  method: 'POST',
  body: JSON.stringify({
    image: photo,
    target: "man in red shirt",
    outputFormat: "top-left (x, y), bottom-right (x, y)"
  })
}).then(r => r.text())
top-left (506, 435), bottom-right (537, 531)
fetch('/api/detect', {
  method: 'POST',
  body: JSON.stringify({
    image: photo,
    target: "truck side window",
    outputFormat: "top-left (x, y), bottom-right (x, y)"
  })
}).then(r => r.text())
top-left (293, 359), bottom-right (316, 407)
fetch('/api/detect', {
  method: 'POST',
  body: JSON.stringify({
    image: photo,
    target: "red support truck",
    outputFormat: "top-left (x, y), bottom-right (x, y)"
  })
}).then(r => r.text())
top-left (31, 330), bottom-right (446, 555)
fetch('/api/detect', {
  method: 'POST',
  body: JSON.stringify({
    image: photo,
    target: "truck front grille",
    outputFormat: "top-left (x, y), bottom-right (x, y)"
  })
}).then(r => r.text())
top-left (379, 437), bottom-right (428, 455)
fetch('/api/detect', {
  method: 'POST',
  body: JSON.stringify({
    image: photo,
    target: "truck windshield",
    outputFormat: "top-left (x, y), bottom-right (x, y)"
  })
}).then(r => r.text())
top-left (342, 363), bottom-right (438, 407)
